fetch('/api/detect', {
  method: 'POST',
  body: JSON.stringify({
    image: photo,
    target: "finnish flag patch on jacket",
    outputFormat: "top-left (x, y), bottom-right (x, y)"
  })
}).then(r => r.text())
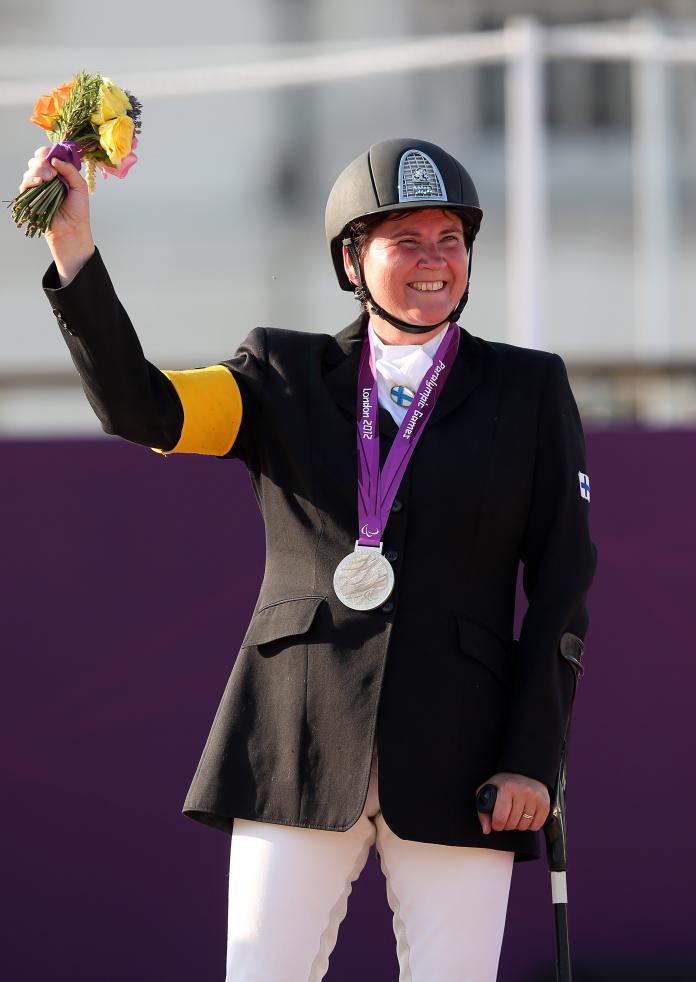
top-left (578, 471), bottom-right (591, 501)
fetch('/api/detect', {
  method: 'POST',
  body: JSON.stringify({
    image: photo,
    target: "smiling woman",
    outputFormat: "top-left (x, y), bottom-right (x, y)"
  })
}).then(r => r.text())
top-left (36, 135), bottom-right (597, 982)
top-left (325, 139), bottom-right (482, 341)
top-left (345, 208), bottom-right (470, 346)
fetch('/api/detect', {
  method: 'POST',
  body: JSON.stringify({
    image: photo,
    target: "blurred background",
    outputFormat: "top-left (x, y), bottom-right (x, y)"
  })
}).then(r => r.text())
top-left (2, 2), bottom-right (695, 981)
top-left (2, 1), bottom-right (696, 429)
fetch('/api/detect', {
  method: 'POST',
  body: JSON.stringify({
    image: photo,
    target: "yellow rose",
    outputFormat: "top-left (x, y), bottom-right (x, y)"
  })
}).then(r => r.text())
top-left (98, 114), bottom-right (135, 166)
top-left (91, 78), bottom-right (132, 127)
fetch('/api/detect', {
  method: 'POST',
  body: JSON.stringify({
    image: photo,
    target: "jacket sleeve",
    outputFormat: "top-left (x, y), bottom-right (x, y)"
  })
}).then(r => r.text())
top-left (495, 352), bottom-right (599, 792)
top-left (41, 245), bottom-right (267, 464)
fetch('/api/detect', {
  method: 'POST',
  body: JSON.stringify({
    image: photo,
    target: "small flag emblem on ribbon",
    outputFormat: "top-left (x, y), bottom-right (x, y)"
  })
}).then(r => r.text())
top-left (578, 471), bottom-right (591, 501)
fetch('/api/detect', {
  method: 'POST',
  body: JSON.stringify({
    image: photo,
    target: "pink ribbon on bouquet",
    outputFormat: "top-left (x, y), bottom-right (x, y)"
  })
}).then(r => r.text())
top-left (98, 136), bottom-right (138, 180)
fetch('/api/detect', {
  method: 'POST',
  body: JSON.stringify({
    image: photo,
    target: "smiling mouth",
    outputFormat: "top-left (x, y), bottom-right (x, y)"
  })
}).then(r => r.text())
top-left (407, 281), bottom-right (446, 292)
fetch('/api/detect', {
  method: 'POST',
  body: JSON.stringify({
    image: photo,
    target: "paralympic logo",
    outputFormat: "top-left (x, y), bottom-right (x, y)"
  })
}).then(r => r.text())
top-left (360, 523), bottom-right (380, 538)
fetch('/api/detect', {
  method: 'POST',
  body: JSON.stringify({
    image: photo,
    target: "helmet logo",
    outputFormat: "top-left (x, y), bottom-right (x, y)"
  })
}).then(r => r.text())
top-left (398, 150), bottom-right (448, 203)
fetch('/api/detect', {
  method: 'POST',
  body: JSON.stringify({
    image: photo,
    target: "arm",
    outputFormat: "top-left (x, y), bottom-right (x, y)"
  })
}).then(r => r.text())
top-left (44, 245), bottom-right (186, 451)
top-left (42, 246), bottom-right (270, 460)
top-left (27, 148), bottom-right (257, 458)
top-left (476, 353), bottom-right (597, 835)
top-left (496, 353), bottom-right (598, 789)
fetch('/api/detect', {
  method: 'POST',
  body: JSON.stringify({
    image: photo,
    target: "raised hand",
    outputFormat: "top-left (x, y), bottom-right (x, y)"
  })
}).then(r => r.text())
top-left (19, 145), bottom-right (95, 284)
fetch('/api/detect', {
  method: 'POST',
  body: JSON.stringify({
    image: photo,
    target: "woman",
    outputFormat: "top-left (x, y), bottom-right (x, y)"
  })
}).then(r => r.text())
top-left (24, 137), bottom-right (597, 980)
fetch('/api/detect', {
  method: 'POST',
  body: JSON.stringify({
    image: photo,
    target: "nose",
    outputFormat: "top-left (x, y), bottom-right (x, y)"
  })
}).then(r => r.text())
top-left (416, 242), bottom-right (447, 267)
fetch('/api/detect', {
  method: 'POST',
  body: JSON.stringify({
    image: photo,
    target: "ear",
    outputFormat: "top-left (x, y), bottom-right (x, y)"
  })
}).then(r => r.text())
top-left (342, 243), bottom-right (359, 287)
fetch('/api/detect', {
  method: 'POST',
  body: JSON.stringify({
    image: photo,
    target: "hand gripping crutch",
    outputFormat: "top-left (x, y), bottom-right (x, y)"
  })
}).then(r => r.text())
top-left (476, 633), bottom-right (585, 982)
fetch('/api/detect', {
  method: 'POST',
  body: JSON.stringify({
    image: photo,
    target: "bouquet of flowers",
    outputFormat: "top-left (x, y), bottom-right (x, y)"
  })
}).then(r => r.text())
top-left (9, 70), bottom-right (142, 237)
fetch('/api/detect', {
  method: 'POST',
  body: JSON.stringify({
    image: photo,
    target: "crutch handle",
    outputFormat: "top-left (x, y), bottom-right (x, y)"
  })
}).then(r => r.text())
top-left (475, 783), bottom-right (498, 813)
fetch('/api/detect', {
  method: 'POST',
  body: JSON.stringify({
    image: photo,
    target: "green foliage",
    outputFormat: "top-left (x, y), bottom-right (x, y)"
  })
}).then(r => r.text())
top-left (53, 70), bottom-right (103, 141)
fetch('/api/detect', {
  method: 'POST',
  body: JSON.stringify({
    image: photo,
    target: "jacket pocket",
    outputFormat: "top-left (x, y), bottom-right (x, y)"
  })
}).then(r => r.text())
top-left (456, 615), bottom-right (513, 686)
top-left (241, 595), bottom-right (327, 647)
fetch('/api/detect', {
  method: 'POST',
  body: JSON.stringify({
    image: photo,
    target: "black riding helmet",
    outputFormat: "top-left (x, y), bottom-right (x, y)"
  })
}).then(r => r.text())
top-left (325, 138), bottom-right (483, 334)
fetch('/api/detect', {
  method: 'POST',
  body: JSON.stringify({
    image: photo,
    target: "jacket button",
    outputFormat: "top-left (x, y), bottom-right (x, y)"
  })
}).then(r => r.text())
top-left (53, 309), bottom-right (76, 336)
top-left (380, 601), bottom-right (395, 614)
top-left (391, 498), bottom-right (403, 513)
top-left (385, 550), bottom-right (398, 563)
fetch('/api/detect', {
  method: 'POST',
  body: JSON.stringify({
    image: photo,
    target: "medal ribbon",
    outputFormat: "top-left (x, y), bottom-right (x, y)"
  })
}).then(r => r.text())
top-left (356, 321), bottom-right (460, 546)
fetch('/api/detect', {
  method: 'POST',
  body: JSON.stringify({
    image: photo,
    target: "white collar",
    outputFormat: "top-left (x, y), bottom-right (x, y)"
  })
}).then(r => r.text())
top-left (366, 320), bottom-right (455, 422)
top-left (368, 320), bottom-right (449, 363)
top-left (368, 320), bottom-right (449, 391)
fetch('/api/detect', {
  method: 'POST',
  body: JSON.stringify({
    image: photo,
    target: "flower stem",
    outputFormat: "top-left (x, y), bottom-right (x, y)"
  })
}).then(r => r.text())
top-left (10, 174), bottom-right (66, 236)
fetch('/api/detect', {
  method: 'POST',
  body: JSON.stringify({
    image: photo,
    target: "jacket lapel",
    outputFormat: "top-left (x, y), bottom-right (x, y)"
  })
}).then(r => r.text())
top-left (324, 313), bottom-right (485, 437)
top-left (427, 324), bottom-right (485, 429)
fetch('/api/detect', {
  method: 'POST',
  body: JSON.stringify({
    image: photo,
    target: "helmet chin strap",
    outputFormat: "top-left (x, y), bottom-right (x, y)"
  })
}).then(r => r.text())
top-left (343, 236), bottom-right (474, 335)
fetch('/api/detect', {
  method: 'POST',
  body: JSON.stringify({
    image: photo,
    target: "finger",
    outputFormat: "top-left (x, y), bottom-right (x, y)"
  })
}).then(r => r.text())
top-left (20, 170), bottom-right (42, 192)
top-left (49, 157), bottom-right (85, 191)
top-left (504, 794), bottom-right (526, 831)
top-left (530, 802), bottom-right (550, 832)
top-left (27, 149), bottom-right (50, 169)
top-left (25, 158), bottom-right (43, 176)
top-left (515, 805), bottom-right (536, 832)
top-left (491, 788), bottom-right (513, 832)
top-left (19, 165), bottom-right (55, 192)
top-left (477, 810), bottom-right (491, 835)
top-left (475, 780), bottom-right (496, 835)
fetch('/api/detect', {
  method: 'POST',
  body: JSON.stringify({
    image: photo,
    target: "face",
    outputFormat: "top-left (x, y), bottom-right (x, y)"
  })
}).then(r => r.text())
top-left (343, 208), bottom-right (469, 344)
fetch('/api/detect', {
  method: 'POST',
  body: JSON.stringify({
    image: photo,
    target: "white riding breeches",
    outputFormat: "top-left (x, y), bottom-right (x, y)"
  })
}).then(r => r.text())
top-left (225, 751), bottom-right (514, 981)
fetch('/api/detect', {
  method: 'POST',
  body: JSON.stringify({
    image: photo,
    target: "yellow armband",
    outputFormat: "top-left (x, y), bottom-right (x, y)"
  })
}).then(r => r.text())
top-left (151, 365), bottom-right (242, 456)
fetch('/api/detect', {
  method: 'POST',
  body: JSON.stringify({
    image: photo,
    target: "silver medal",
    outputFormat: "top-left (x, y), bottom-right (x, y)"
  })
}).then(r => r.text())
top-left (333, 541), bottom-right (395, 611)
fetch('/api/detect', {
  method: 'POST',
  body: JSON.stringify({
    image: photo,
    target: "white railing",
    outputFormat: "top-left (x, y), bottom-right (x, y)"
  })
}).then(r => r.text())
top-left (1, 17), bottom-right (694, 358)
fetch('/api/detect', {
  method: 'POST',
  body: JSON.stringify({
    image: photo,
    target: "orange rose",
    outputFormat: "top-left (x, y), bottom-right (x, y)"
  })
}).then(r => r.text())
top-left (30, 80), bottom-right (75, 131)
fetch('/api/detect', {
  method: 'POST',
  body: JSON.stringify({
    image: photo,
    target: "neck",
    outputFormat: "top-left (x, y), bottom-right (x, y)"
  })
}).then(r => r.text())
top-left (369, 311), bottom-right (448, 346)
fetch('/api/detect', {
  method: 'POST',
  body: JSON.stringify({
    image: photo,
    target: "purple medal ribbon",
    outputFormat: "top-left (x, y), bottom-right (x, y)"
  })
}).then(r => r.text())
top-left (355, 321), bottom-right (460, 547)
top-left (45, 140), bottom-right (84, 194)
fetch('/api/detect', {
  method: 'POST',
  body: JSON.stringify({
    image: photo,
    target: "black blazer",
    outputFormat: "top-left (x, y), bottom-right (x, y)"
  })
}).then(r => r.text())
top-left (43, 246), bottom-right (598, 863)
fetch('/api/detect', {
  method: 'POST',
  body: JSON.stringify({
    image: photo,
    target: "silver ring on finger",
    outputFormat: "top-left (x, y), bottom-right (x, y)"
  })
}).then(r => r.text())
top-left (521, 811), bottom-right (534, 821)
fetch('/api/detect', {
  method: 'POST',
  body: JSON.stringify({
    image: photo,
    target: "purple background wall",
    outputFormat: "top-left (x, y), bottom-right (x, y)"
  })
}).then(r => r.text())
top-left (2, 430), bottom-right (694, 981)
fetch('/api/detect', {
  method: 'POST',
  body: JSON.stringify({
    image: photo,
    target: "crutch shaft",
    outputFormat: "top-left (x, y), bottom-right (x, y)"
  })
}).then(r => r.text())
top-left (553, 902), bottom-right (572, 982)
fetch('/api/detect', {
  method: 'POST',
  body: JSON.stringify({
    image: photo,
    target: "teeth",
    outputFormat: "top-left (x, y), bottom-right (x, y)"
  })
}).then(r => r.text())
top-left (409, 281), bottom-right (445, 291)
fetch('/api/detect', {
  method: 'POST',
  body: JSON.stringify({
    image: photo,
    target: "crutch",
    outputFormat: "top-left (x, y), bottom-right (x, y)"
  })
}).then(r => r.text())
top-left (476, 633), bottom-right (584, 982)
